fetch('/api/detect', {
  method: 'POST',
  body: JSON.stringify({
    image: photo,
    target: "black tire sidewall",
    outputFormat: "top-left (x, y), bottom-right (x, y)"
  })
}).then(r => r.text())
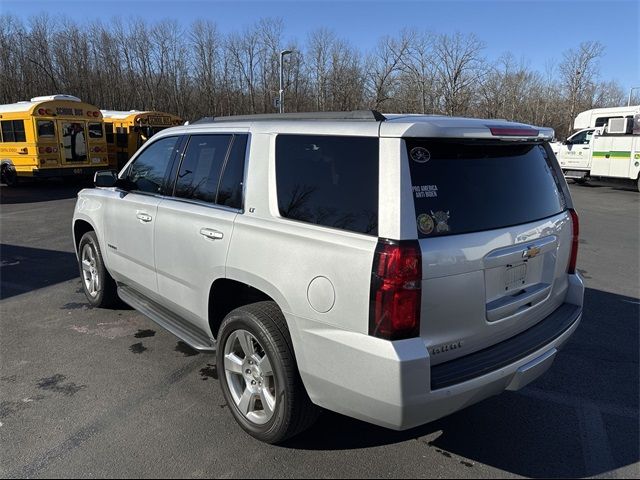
top-left (216, 310), bottom-right (293, 443)
top-left (78, 231), bottom-right (109, 308)
top-left (1, 164), bottom-right (18, 187)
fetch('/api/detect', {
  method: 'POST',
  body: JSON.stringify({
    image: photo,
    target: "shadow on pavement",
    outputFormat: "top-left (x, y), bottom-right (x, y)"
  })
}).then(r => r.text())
top-left (573, 181), bottom-right (638, 193)
top-left (286, 288), bottom-right (639, 478)
top-left (0, 179), bottom-right (89, 205)
top-left (0, 244), bottom-right (79, 299)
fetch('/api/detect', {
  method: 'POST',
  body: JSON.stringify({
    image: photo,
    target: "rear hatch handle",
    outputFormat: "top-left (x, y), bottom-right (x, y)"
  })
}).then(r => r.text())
top-left (483, 236), bottom-right (557, 269)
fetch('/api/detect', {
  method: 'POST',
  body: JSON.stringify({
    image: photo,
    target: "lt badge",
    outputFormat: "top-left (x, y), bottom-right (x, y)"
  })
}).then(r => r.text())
top-left (431, 210), bottom-right (450, 233)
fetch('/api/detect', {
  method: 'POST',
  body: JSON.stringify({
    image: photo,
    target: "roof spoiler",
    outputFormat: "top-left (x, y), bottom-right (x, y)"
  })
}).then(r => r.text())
top-left (193, 110), bottom-right (387, 124)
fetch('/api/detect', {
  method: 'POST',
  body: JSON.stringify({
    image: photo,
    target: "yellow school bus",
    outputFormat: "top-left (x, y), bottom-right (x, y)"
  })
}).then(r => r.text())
top-left (101, 110), bottom-right (183, 169)
top-left (0, 95), bottom-right (109, 185)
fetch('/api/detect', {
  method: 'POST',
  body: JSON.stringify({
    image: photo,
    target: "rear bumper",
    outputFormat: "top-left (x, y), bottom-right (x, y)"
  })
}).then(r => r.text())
top-left (289, 274), bottom-right (584, 430)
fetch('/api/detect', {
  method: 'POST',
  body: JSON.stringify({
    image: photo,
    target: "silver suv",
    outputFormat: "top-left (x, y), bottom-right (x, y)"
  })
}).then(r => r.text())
top-left (72, 111), bottom-right (584, 443)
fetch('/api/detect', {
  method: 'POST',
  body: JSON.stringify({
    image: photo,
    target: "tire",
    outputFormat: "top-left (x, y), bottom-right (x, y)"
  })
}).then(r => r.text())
top-left (1, 163), bottom-right (18, 187)
top-left (574, 177), bottom-right (588, 185)
top-left (216, 301), bottom-right (319, 444)
top-left (636, 175), bottom-right (640, 193)
top-left (78, 231), bottom-right (119, 308)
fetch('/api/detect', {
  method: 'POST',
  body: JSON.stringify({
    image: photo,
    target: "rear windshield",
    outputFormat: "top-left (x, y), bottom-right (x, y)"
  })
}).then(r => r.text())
top-left (406, 139), bottom-right (566, 238)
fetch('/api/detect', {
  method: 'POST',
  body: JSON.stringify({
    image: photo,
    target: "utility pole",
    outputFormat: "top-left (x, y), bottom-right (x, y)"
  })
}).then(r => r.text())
top-left (279, 50), bottom-right (293, 113)
top-left (628, 86), bottom-right (640, 106)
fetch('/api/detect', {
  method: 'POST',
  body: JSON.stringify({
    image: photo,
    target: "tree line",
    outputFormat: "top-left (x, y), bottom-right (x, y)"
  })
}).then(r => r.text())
top-left (0, 13), bottom-right (635, 139)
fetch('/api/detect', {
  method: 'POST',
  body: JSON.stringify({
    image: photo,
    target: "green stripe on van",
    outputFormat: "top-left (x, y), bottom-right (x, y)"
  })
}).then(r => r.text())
top-left (592, 151), bottom-right (632, 158)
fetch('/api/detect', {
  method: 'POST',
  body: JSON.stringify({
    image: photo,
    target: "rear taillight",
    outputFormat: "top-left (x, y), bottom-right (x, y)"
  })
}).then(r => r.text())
top-left (369, 240), bottom-right (422, 340)
top-left (568, 209), bottom-right (579, 274)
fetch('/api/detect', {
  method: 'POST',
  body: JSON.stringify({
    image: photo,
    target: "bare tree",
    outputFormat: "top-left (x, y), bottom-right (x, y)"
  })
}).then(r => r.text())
top-left (366, 32), bottom-right (412, 110)
top-left (398, 30), bottom-right (438, 114)
top-left (0, 12), bottom-right (628, 137)
top-left (559, 41), bottom-right (605, 133)
top-left (434, 32), bottom-right (486, 116)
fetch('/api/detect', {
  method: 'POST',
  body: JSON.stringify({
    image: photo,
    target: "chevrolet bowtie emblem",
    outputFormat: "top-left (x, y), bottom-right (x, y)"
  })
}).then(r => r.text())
top-left (523, 246), bottom-right (541, 259)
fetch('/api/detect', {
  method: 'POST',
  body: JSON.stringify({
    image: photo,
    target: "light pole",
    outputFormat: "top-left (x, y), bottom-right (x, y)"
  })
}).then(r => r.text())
top-left (628, 86), bottom-right (640, 106)
top-left (279, 49), bottom-right (292, 113)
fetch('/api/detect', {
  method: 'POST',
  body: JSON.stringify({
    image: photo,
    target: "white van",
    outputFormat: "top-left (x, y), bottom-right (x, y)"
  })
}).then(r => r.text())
top-left (590, 115), bottom-right (640, 191)
top-left (555, 106), bottom-right (640, 190)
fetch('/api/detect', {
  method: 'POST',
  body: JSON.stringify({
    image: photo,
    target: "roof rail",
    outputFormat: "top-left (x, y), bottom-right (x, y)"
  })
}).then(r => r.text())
top-left (193, 110), bottom-right (386, 124)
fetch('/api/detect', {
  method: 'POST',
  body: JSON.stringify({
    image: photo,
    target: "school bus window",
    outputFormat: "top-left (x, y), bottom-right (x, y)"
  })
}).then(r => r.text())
top-left (88, 123), bottom-right (104, 139)
top-left (37, 120), bottom-right (56, 139)
top-left (105, 123), bottom-right (114, 143)
top-left (1, 120), bottom-right (26, 142)
top-left (116, 131), bottom-right (128, 147)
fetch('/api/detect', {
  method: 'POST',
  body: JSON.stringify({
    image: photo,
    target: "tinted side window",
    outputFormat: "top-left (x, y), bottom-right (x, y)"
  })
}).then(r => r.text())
top-left (13, 120), bottom-right (26, 142)
top-left (217, 134), bottom-right (247, 209)
top-left (1, 120), bottom-right (26, 142)
top-left (569, 130), bottom-right (587, 144)
top-left (276, 135), bottom-right (379, 235)
top-left (1, 121), bottom-right (13, 142)
top-left (125, 136), bottom-right (180, 194)
top-left (174, 134), bottom-right (232, 203)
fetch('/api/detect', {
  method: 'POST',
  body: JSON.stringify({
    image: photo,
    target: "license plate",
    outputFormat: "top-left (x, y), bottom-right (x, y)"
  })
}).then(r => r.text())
top-left (91, 157), bottom-right (102, 164)
top-left (505, 263), bottom-right (527, 291)
top-left (73, 168), bottom-right (82, 174)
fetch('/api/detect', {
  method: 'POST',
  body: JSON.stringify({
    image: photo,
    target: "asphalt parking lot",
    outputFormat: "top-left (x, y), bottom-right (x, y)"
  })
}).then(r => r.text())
top-left (1, 180), bottom-right (638, 479)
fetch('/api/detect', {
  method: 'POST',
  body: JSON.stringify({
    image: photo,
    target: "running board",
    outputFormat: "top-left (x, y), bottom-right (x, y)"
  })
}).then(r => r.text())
top-left (118, 285), bottom-right (216, 352)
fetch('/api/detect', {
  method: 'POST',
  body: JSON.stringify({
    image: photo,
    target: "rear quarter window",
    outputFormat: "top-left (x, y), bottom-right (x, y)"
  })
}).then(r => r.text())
top-left (406, 139), bottom-right (566, 238)
top-left (276, 134), bottom-right (379, 236)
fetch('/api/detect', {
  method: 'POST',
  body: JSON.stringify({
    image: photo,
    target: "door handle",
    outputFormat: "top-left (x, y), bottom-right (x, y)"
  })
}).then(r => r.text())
top-left (200, 228), bottom-right (224, 240)
top-left (136, 212), bottom-right (152, 223)
top-left (582, 146), bottom-right (590, 149)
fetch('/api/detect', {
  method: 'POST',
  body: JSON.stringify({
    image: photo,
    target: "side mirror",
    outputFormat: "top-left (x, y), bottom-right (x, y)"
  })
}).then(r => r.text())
top-left (94, 170), bottom-right (118, 188)
top-left (562, 140), bottom-right (570, 145)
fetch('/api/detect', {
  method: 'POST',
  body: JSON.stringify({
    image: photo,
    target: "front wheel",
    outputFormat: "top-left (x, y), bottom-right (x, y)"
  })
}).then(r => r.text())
top-left (216, 301), bottom-right (319, 444)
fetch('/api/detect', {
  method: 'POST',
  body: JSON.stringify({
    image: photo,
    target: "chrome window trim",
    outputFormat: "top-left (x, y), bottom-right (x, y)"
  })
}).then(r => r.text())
top-left (114, 131), bottom-right (250, 214)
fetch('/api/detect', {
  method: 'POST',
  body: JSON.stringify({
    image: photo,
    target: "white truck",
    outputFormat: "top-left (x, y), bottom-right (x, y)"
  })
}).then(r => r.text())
top-left (554, 106), bottom-right (640, 191)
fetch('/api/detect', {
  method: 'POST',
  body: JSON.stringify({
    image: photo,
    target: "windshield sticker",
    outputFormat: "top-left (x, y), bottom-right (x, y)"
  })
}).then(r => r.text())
top-left (431, 210), bottom-right (450, 233)
top-left (410, 147), bottom-right (431, 163)
top-left (417, 214), bottom-right (435, 235)
top-left (412, 184), bottom-right (438, 198)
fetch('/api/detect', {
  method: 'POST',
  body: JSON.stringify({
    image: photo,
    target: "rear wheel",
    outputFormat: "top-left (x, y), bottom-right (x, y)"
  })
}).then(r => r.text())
top-left (216, 301), bottom-right (318, 444)
top-left (78, 231), bottom-right (118, 308)
top-left (1, 164), bottom-right (18, 187)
